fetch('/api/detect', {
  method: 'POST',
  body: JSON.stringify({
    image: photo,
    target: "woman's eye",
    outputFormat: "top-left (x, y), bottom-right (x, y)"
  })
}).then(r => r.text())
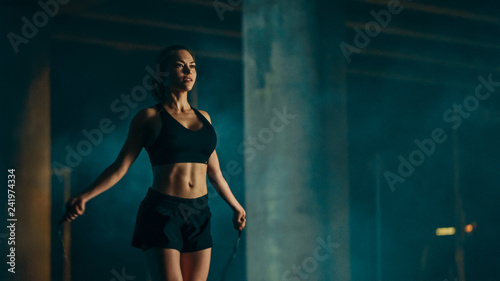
top-left (190, 65), bottom-right (196, 69)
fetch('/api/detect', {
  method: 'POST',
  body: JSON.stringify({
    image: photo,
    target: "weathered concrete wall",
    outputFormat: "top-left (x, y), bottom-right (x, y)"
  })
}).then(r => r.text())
top-left (243, 1), bottom-right (350, 280)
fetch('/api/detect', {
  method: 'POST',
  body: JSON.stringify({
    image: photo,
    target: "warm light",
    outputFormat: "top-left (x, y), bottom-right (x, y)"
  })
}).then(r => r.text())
top-left (465, 224), bottom-right (473, 233)
top-left (436, 227), bottom-right (456, 236)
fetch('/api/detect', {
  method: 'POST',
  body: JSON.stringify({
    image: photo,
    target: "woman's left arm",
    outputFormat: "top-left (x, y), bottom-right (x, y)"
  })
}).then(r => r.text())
top-left (200, 110), bottom-right (246, 231)
top-left (207, 149), bottom-right (246, 231)
top-left (207, 149), bottom-right (242, 210)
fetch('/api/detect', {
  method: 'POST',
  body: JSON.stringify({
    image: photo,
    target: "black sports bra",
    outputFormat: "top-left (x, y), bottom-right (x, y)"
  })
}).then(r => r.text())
top-left (145, 103), bottom-right (217, 166)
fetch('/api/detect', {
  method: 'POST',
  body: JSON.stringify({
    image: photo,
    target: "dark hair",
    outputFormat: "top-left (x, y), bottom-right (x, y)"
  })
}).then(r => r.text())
top-left (151, 45), bottom-right (196, 104)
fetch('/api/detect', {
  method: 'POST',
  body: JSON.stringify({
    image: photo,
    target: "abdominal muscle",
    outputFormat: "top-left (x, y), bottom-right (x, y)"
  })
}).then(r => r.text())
top-left (151, 162), bottom-right (208, 198)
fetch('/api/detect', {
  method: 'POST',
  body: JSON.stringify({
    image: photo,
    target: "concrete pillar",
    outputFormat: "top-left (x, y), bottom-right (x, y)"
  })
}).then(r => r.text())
top-left (1, 4), bottom-right (52, 281)
top-left (243, 1), bottom-right (350, 280)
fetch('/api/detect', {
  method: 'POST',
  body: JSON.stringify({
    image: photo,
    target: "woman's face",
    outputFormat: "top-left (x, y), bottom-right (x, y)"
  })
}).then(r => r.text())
top-left (164, 49), bottom-right (197, 92)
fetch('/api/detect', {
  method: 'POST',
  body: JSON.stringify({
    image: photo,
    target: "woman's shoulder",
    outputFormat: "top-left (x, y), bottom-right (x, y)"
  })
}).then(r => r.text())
top-left (130, 104), bottom-right (162, 130)
top-left (196, 109), bottom-right (212, 125)
top-left (135, 104), bottom-right (161, 118)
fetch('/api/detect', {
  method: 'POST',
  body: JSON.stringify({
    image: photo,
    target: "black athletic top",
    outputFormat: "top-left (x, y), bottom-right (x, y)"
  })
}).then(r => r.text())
top-left (145, 103), bottom-right (217, 166)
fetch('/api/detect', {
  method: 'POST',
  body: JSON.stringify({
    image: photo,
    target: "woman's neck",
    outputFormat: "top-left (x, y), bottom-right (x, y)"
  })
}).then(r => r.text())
top-left (164, 91), bottom-right (190, 112)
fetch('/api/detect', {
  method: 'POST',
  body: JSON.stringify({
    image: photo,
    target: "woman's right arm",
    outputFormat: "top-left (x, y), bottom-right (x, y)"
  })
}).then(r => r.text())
top-left (63, 108), bottom-right (157, 222)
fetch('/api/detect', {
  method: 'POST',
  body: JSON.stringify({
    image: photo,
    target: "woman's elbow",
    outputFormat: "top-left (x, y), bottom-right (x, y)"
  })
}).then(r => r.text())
top-left (207, 170), bottom-right (223, 184)
top-left (111, 160), bottom-right (130, 178)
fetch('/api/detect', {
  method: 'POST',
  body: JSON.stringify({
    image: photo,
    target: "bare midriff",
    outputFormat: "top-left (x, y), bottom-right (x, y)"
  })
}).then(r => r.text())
top-left (151, 162), bottom-right (208, 198)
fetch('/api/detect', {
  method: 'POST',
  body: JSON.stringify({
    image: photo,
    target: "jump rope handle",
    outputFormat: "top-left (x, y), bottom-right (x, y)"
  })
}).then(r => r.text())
top-left (232, 230), bottom-right (242, 259)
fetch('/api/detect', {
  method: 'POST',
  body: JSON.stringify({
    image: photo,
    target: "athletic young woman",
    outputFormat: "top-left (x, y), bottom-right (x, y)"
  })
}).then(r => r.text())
top-left (63, 45), bottom-right (246, 281)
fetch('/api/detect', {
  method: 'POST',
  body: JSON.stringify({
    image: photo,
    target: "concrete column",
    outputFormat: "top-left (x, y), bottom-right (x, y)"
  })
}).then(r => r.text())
top-left (243, 1), bottom-right (350, 280)
top-left (1, 4), bottom-right (52, 281)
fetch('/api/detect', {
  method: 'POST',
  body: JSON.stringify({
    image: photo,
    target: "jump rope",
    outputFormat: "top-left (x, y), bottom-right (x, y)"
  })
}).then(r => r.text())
top-left (221, 230), bottom-right (242, 281)
top-left (57, 215), bottom-right (242, 280)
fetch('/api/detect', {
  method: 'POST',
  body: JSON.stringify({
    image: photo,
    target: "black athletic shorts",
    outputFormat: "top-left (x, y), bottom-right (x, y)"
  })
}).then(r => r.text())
top-left (131, 187), bottom-right (213, 252)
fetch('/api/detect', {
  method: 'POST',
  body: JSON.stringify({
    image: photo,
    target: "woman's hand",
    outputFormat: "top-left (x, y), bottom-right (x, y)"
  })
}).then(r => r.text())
top-left (64, 195), bottom-right (87, 222)
top-left (232, 208), bottom-right (246, 231)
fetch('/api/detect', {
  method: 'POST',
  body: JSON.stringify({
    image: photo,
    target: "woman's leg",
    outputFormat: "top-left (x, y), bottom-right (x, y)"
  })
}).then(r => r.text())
top-left (144, 247), bottom-right (183, 281)
top-left (180, 248), bottom-right (212, 281)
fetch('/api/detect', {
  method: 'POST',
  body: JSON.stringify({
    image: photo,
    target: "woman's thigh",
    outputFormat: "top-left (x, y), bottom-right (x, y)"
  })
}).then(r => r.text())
top-left (144, 247), bottom-right (183, 281)
top-left (180, 248), bottom-right (212, 281)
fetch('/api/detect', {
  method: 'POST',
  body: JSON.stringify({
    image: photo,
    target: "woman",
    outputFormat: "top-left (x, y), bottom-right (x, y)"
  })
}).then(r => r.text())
top-left (63, 45), bottom-right (246, 281)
